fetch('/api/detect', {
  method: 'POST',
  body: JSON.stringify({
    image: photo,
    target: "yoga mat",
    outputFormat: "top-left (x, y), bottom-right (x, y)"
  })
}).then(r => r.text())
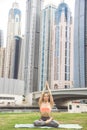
top-left (15, 124), bottom-right (82, 129)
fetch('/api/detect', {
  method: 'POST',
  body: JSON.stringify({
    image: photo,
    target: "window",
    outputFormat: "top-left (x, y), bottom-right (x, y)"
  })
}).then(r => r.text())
top-left (0, 97), bottom-right (15, 100)
top-left (16, 18), bottom-right (18, 22)
top-left (69, 105), bottom-right (72, 110)
top-left (76, 105), bottom-right (80, 108)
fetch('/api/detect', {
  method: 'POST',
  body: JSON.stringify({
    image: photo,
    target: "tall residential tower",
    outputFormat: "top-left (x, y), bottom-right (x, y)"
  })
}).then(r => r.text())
top-left (74, 0), bottom-right (87, 88)
top-left (54, 2), bottom-right (73, 89)
top-left (4, 2), bottom-right (21, 78)
top-left (0, 30), bottom-right (4, 47)
top-left (38, 5), bottom-right (57, 90)
top-left (24, 0), bottom-right (44, 94)
top-left (0, 30), bottom-right (5, 77)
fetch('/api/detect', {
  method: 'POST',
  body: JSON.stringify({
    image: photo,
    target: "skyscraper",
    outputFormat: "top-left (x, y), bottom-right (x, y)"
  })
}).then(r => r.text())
top-left (38, 5), bottom-right (57, 90)
top-left (54, 2), bottom-right (73, 89)
top-left (4, 2), bottom-right (21, 78)
top-left (74, 0), bottom-right (87, 88)
top-left (0, 48), bottom-right (5, 77)
top-left (0, 30), bottom-right (4, 47)
top-left (18, 35), bottom-right (25, 80)
top-left (24, 0), bottom-right (44, 94)
top-left (0, 30), bottom-right (5, 77)
top-left (10, 36), bottom-right (22, 79)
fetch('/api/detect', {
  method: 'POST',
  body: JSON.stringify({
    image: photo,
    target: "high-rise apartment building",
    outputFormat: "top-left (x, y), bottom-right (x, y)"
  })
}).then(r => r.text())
top-left (24, 0), bottom-right (44, 94)
top-left (10, 36), bottom-right (22, 79)
top-left (0, 29), bottom-right (5, 77)
top-left (0, 48), bottom-right (5, 77)
top-left (0, 30), bottom-right (4, 47)
top-left (38, 5), bottom-right (57, 91)
top-left (74, 0), bottom-right (87, 88)
top-left (54, 2), bottom-right (73, 89)
top-left (4, 2), bottom-right (21, 78)
top-left (10, 35), bottom-right (25, 80)
top-left (18, 35), bottom-right (25, 80)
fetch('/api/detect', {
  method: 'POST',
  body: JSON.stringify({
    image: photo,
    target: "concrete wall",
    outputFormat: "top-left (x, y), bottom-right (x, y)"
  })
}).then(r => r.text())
top-left (0, 78), bottom-right (24, 95)
top-left (0, 78), bottom-right (34, 106)
top-left (0, 94), bottom-right (23, 106)
top-left (68, 102), bottom-right (87, 113)
top-left (0, 93), bottom-right (33, 107)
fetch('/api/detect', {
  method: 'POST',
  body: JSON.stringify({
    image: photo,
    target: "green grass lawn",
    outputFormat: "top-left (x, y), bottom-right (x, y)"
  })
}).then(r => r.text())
top-left (0, 112), bottom-right (87, 130)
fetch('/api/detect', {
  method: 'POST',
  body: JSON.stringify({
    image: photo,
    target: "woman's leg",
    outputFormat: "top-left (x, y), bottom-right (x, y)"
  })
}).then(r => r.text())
top-left (34, 119), bottom-right (46, 126)
top-left (46, 120), bottom-right (59, 128)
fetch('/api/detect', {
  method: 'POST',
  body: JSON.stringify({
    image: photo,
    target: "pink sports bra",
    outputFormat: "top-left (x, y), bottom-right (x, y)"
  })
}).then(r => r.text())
top-left (40, 107), bottom-right (51, 113)
top-left (40, 103), bottom-right (51, 113)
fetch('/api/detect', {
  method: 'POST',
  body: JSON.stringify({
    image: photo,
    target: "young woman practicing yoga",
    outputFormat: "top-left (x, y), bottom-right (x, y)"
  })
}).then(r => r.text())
top-left (34, 81), bottom-right (59, 128)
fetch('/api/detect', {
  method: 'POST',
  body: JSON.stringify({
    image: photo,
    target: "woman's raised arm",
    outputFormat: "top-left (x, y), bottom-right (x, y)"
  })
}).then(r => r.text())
top-left (38, 85), bottom-right (46, 106)
top-left (45, 81), bottom-right (54, 107)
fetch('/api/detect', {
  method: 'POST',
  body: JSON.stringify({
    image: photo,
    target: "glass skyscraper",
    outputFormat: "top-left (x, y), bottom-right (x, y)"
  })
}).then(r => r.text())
top-left (54, 2), bottom-right (73, 89)
top-left (24, 0), bottom-right (43, 94)
top-left (0, 30), bottom-right (5, 78)
top-left (4, 2), bottom-right (21, 78)
top-left (74, 0), bottom-right (87, 88)
top-left (11, 36), bottom-right (22, 79)
top-left (38, 5), bottom-right (57, 90)
top-left (0, 30), bottom-right (4, 47)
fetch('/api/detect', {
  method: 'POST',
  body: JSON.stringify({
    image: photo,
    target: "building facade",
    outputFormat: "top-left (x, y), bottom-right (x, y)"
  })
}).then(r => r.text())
top-left (0, 29), bottom-right (5, 77)
top-left (54, 2), bottom-right (73, 89)
top-left (24, 0), bottom-right (44, 94)
top-left (74, 0), bottom-right (87, 88)
top-left (18, 35), bottom-right (25, 80)
top-left (38, 5), bottom-right (57, 90)
top-left (0, 30), bottom-right (4, 47)
top-left (10, 36), bottom-right (22, 79)
top-left (0, 48), bottom-right (5, 77)
top-left (4, 2), bottom-right (21, 78)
